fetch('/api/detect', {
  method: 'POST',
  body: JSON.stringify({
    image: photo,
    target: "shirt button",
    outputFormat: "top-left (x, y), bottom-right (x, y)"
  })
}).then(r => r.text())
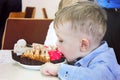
top-left (75, 63), bottom-right (81, 66)
top-left (64, 71), bottom-right (68, 77)
top-left (77, 63), bottom-right (81, 66)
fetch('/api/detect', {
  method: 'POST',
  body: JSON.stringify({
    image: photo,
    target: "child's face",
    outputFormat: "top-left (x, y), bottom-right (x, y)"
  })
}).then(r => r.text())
top-left (55, 23), bottom-right (83, 62)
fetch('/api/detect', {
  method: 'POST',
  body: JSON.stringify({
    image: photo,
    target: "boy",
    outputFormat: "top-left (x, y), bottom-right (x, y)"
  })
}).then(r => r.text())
top-left (44, 0), bottom-right (88, 46)
top-left (41, 1), bottom-right (120, 80)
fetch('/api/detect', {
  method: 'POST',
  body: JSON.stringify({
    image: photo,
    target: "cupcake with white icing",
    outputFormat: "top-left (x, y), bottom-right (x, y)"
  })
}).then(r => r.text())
top-left (14, 39), bottom-right (31, 55)
top-left (12, 39), bottom-right (32, 61)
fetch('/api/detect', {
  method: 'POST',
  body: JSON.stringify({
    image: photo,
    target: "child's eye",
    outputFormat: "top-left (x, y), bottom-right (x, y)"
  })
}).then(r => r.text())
top-left (59, 40), bottom-right (63, 43)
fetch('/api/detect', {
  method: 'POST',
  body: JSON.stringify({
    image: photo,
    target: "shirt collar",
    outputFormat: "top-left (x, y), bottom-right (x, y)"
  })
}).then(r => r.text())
top-left (75, 41), bottom-right (109, 67)
top-left (67, 57), bottom-right (82, 65)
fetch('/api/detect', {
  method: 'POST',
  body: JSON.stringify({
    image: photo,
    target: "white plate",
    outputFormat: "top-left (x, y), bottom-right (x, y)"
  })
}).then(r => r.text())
top-left (17, 60), bottom-right (66, 70)
top-left (17, 62), bottom-right (41, 70)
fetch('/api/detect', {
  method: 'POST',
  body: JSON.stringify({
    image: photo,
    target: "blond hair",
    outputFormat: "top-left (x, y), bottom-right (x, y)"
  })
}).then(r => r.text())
top-left (55, 0), bottom-right (88, 16)
top-left (58, 0), bottom-right (88, 10)
top-left (54, 1), bottom-right (107, 44)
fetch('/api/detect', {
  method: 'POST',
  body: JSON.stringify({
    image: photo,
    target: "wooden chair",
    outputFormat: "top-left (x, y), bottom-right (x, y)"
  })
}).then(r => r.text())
top-left (8, 12), bottom-right (25, 18)
top-left (9, 6), bottom-right (36, 18)
top-left (1, 18), bottom-right (53, 49)
top-left (42, 8), bottom-right (48, 19)
top-left (24, 7), bottom-right (36, 18)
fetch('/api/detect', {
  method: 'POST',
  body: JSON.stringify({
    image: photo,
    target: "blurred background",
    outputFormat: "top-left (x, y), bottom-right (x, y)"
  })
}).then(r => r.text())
top-left (22, 0), bottom-right (61, 19)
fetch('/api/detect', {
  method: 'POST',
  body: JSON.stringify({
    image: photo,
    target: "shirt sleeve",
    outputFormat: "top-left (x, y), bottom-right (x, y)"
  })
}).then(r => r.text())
top-left (58, 63), bottom-right (116, 80)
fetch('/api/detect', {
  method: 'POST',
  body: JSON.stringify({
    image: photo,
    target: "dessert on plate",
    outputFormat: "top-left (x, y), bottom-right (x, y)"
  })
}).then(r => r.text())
top-left (12, 39), bottom-right (65, 65)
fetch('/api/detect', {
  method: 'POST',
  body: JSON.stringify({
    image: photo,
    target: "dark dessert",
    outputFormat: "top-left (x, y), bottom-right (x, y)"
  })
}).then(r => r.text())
top-left (19, 48), bottom-right (65, 65)
top-left (11, 51), bottom-right (21, 62)
top-left (12, 42), bottom-right (65, 65)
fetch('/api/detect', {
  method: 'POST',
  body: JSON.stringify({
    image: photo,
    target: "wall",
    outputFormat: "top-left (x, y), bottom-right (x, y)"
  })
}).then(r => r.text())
top-left (22, 0), bottom-right (60, 19)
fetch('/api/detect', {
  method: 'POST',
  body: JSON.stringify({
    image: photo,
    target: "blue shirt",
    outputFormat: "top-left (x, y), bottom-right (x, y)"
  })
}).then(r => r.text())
top-left (58, 41), bottom-right (120, 80)
top-left (95, 0), bottom-right (120, 8)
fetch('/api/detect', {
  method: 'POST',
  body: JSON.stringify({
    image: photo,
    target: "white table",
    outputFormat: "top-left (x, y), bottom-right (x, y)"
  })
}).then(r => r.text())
top-left (0, 50), bottom-right (59, 80)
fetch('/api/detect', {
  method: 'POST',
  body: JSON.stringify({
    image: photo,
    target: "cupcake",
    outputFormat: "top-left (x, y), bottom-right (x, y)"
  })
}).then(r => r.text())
top-left (12, 39), bottom-right (32, 62)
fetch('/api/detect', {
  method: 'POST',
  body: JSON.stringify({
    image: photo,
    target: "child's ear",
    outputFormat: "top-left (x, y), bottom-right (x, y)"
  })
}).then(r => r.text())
top-left (80, 38), bottom-right (90, 52)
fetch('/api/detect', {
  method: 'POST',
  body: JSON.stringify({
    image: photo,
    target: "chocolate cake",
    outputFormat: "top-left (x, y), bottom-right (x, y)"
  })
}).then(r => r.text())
top-left (12, 39), bottom-right (65, 65)
top-left (12, 49), bottom-right (65, 65)
top-left (11, 51), bottom-right (21, 62)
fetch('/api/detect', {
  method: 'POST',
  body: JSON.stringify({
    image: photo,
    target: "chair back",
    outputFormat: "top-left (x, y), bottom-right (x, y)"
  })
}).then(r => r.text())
top-left (8, 12), bottom-right (25, 18)
top-left (2, 18), bottom-right (53, 49)
top-left (24, 7), bottom-right (36, 18)
top-left (8, 6), bottom-right (36, 18)
top-left (42, 8), bottom-right (48, 19)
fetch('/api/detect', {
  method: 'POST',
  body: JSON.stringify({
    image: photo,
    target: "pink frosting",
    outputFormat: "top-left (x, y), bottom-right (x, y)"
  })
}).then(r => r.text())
top-left (33, 44), bottom-right (64, 61)
top-left (48, 50), bottom-right (64, 61)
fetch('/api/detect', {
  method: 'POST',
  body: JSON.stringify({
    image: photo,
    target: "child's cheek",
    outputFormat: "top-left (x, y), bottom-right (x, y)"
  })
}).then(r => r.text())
top-left (57, 45), bottom-right (62, 52)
